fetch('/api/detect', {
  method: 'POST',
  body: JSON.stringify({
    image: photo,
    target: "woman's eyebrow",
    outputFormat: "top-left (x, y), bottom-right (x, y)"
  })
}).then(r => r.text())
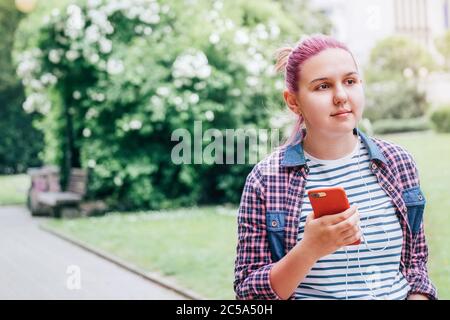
top-left (309, 71), bottom-right (359, 85)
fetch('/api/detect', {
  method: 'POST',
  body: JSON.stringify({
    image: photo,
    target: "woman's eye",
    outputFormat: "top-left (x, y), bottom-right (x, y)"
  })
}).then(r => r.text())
top-left (316, 83), bottom-right (329, 90)
top-left (346, 79), bottom-right (356, 85)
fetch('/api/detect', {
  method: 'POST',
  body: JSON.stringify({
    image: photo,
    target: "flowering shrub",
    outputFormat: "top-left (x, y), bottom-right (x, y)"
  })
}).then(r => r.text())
top-left (17, 0), bottom-right (329, 209)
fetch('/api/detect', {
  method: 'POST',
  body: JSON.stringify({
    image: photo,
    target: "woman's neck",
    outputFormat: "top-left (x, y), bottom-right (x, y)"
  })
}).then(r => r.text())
top-left (302, 130), bottom-right (358, 160)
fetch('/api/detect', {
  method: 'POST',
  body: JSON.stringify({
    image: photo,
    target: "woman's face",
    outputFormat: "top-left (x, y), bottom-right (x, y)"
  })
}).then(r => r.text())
top-left (285, 48), bottom-right (364, 137)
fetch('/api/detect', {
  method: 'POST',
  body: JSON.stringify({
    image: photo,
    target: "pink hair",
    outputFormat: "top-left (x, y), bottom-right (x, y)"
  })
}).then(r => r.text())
top-left (275, 34), bottom-right (355, 146)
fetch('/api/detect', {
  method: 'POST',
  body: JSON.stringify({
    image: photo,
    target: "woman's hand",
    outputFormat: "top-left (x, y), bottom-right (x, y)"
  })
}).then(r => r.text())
top-left (301, 204), bottom-right (361, 261)
top-left (407, 294), bottom-right (429, 300)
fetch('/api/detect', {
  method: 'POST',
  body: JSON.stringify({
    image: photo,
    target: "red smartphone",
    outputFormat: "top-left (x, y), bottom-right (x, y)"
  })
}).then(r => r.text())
top-left (307, 186), bottom-right (360, 245)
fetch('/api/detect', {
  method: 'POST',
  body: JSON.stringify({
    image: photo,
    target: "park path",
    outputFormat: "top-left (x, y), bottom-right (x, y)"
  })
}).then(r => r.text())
top-left (0, 206), bottom-right (186, 300)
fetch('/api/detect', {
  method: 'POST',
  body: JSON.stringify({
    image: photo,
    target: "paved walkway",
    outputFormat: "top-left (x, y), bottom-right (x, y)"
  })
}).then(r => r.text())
top-left (0, 206), bottom-right (186, 300)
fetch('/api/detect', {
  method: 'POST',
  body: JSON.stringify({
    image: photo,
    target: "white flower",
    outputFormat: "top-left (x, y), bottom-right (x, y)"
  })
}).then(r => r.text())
top-left (161, 4), bottom-right (170, 14)
top-left (246, 76), bottom-right (259, 87)
top-left (51, 8), bottom-right (60, 17)
top-left (86, 108), bottom-right (99, 119)
top-left (88, 53), bottom-right (100, 64)
top-left (129, 119), bottom-right (142, 130)
top-left (22, 93), bottom-right (51, 114)
top-left (275, 80), bottom-right (284, 90)
top-left (205, 110), bottom-right (215, 121)
top-left (156, 86), bottom-right (170, 96)
top-left (189, 93), bottom-right (199, 104)
top-left (194, 81), bottom-right (207, 90)
top-left (143, 26), bottom-right (152, 35)
top-left (213, 1), bottom-right (223, 10)
top-left (225, 19), bottom-right (234, 30)
top-left (269, 22), bottom-right (280, 38)
top-left (173, 96), bottom-right (183, 106)
top-left (40, 73), bottom-right (57, 86)
top-left (48, 49), bottom-right (63, 64)
top-left (150, 95), bottom-right (163, 107)
top-left (403, 68), bottom-right (414, 79)
top-left (83, 128), bottom-right (92, 137)
top-left (90, 92), bottom-right (105, 102)
top-left (30, 79), bottom-right (43, 90)
top-left (87, 0), bottom-right (102, 8)
top-left (255, 24), bottom-right (268, 40)
top-left (87, 159), bottom-right (97, 168)
top-left (230, 88), bottom-right (241, 96)
top-left (419, 67), bottom-right (428, 78)
top-left (17, 57), bottom-right (39, 78)
top-left (172, 50), bottom-right (211, 79)
top-left (106, 58), bottom-right (124, 75)
top-left (174, 79), bottom-right (183, 88)
top-left (114, 176), bottom-right (123, 186)
top-left (134, 25), bottom-right (144, 34)
top-left (234, 29), bottom-right (249, 44)
top-left (99, 38), bottom-right (112, 54)
top-left (139, 11), bottom-right (160, 24)
top-left (65, 5), bottom-right (85, 39)
top-left (209, 33), bottom-right (220, 44)
top-left (66, 50), bottom-right (80, 61)
top-left (85, 24), bottom-right (101, 43)
top-left (73, 91), bottom-right (82, 100)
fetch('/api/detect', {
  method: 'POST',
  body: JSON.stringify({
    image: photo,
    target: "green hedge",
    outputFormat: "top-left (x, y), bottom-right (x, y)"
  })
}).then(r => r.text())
top-left (430, 106), bottom-right (450, 133)
top-left (372, 117), bottom-right (431, 134)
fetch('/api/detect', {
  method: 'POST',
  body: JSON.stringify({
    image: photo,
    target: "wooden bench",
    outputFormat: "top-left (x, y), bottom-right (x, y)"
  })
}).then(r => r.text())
top-left (36, 168), bottom-right (88, 218)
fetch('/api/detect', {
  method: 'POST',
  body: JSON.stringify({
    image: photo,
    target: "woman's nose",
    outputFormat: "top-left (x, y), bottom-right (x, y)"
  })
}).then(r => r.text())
top-left (333, 85), bottom-right (348, 105)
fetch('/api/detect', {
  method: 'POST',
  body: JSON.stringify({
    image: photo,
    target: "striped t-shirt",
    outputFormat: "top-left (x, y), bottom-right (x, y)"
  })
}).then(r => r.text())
top-left (295, 136), bottom-right (411, 300)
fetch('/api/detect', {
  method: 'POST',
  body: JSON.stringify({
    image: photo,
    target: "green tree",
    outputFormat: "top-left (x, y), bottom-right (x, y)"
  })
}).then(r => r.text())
top-left (0, 0), bottom-right (43, 174)
top-left (16, 0), bottom-right (330, 209)
top-left (363, 36), bottom-right (434, 122)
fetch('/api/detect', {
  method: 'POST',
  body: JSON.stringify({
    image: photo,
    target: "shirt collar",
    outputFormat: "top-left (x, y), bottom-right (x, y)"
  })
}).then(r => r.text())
top-left (280, 128), bottom-right (388, 167)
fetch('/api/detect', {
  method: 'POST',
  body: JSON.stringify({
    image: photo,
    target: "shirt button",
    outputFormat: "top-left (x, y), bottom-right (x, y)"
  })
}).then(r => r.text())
top-left (371, 163), bottom-right (377, 170)
top-left (387, 185), bottom-right (393, 192)
top-left (418, 194), bottom-right (423, 201)
top-left (271, 220), bottom-right (278, 227)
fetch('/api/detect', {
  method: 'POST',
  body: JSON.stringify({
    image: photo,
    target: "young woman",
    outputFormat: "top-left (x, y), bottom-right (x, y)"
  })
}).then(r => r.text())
top-left (234, 34), bottom-right (437, 300)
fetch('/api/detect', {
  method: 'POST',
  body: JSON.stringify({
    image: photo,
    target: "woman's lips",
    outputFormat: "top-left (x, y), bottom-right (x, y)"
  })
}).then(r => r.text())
top-left (331, 111), bottom-right (351, 117)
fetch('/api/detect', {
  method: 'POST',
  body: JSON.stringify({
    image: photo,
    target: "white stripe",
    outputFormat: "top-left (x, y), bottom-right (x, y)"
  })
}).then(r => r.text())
top-left (296, 138), bottom-right (410, 300)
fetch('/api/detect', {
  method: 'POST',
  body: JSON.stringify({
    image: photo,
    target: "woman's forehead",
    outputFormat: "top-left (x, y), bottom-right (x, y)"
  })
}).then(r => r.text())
top-left (300, 48), bottom-right (358, 83)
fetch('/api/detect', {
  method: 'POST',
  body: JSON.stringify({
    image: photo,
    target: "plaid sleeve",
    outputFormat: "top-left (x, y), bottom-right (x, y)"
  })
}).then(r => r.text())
top-left (407, 221), bottom-right (438, 299)
top-left (405, 157), bottom-right (438, 300)
top-left (234, 167), bottom-right (282, 300)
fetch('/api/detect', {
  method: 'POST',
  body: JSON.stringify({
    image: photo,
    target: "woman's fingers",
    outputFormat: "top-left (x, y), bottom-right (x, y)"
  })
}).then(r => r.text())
top-left (318, 205), bottom-right (357, 225)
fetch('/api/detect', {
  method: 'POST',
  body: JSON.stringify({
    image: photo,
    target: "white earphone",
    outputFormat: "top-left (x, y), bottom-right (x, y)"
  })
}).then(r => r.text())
top-left (343, 129), bottom-right (392, 300)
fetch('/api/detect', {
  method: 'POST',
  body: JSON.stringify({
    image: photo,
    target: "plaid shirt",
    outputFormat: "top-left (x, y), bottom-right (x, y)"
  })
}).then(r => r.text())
top-left (234, 129), bottom-right (437, 300)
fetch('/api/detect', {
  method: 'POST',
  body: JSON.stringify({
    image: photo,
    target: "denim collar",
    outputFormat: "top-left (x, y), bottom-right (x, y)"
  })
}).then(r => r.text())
top-left (280, 128), bottom-right (388, 167)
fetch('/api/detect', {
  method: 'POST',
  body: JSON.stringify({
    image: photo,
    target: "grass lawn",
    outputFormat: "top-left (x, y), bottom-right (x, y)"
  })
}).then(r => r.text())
top-left (375, 131), bottom-right (450, 299)
top-left (41, 131), bottom-right (449, 299)
top-left (0, 174), bottom-right (29, 205)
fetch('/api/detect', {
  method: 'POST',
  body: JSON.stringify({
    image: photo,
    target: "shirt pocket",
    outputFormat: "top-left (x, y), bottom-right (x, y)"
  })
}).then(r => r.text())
top-left (402, 186), bottom-right (426, 234)
top-left (266, 211), bottom-right (286, 262)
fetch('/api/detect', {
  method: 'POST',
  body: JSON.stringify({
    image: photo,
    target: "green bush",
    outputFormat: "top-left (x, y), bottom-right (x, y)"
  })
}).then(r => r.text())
top-left (16, 0), bottom-right (329, 209)
top-left (372, 117), bottom-right (431, 134)
top-left (364, 80), bottom-right (429, 122)
top-left (430, 106), bottom-right (450, 133)
top-left (0, 0), bottom-right (43, 174)
top-left (363, 35), bottom-right (433, 123)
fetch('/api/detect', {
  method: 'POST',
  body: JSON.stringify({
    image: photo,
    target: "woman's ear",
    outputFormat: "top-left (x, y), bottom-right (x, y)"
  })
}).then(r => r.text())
top-left (283, 90), bottom-right (302, 116)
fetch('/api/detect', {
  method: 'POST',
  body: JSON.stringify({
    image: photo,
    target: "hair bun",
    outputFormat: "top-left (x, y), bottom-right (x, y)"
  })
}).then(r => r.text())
top-left (274, 46), bottom-right (293, 74)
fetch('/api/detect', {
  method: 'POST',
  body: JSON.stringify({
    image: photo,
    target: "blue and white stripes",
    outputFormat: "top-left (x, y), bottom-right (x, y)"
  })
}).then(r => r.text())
top-left (295, 137), bottom-right (410, 300)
